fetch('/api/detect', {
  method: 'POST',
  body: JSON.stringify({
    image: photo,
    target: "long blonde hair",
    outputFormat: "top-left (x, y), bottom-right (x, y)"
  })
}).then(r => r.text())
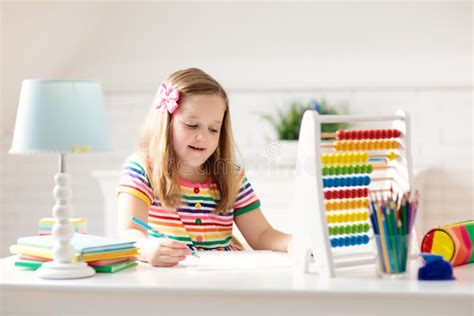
top-left (139, 68), bottom-right (239, 214)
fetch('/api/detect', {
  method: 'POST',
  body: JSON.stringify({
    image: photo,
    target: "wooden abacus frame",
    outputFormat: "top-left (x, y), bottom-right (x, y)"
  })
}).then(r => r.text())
top-left (291, 110), bottom-right (414, 278)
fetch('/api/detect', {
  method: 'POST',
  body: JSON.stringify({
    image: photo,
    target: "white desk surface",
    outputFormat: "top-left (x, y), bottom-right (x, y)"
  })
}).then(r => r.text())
top-left (1, 252), bottom-right (473, 316)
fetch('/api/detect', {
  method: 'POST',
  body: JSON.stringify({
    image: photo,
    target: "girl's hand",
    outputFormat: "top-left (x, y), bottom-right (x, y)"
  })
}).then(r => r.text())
top-left (140, 238), bottom-right (192, 267)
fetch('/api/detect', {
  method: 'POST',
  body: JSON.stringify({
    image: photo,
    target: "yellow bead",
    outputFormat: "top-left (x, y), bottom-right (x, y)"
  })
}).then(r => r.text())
top-left (349, 213), bottom-right (356, 222)
top-left (342, 153), bottom-right (348, 164)
top-left (323, 154), bottom-right (328, 163)
top-left (362, 152), bottom-right (369, 162)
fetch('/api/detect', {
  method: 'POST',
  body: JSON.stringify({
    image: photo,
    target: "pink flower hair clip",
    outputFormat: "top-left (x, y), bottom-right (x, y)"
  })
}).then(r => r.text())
top-left (155, 82), bottom-right (180, 114)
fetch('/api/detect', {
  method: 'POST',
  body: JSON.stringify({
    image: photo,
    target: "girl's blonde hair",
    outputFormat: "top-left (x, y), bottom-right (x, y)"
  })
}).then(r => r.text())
top-left (139, 68), bottom-right (239, 214)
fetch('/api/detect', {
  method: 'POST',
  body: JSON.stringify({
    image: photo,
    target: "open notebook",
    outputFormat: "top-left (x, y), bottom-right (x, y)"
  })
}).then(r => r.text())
top-left (180, 251), bottom-right (291, 270)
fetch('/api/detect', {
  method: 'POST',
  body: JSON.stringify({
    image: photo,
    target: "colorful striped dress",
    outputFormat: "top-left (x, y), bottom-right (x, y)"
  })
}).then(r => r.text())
top-left (117, 154), bottom-right (261, 251)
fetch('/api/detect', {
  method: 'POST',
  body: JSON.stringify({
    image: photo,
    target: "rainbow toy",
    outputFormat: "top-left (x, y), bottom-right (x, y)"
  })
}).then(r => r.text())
top-left (291, 110), bottom-right (415, 278)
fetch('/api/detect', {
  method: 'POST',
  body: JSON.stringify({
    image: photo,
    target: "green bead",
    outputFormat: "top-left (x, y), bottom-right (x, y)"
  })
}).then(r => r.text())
top-left (367, 164), bottom-right (373, 173)
top-left (343, 226), bottom-right (349, 234)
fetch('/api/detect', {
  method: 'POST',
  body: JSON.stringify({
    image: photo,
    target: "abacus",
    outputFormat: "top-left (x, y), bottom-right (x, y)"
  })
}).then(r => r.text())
top-left (291, 110), bottom-right (414, 278)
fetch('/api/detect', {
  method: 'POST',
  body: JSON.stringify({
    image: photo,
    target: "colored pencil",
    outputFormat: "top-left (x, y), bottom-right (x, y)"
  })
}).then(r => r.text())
top-left (369, 190), bottom-right (419, 274)
top-left (131, 217), bottom-right (200, 258)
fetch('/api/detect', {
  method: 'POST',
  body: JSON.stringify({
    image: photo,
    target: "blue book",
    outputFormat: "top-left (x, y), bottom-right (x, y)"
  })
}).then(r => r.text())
top-left (17, 234), bottom-right (136, 254)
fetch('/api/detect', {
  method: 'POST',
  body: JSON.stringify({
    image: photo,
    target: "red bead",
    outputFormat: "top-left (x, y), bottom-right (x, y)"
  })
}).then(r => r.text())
top-left (381, 129), bottom-right (387, 139)
top-left (362, 130), bottom-right (369, 139)
top-left (369, 129), bottom-right (376, 139)
top-left (394, 129), bottom-right (401, 138)
top-left (387, 129), bottom-right (393, 138)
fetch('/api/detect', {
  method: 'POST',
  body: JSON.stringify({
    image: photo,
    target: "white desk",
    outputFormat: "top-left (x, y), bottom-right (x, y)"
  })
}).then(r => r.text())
top-left (1, 252), bottom-right (473, 316)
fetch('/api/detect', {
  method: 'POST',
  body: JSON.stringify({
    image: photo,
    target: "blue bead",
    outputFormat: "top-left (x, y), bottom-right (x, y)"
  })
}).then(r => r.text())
top-left (330, 238), bottom-right (337, 248)
top-left (362, 235), bottom-right (369, 244)
top-left (352, 236), bottom-right (357, 245)
top-left (341, 238), bottom-right (346, 247)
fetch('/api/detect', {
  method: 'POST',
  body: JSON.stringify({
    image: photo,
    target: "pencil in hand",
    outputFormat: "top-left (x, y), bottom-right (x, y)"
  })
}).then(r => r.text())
top-left (131, 216), bottom-right (200, 258)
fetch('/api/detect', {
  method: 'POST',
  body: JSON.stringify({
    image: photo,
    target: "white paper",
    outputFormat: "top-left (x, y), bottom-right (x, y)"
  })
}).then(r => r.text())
top-left (180, 250), bottom-right (291, 271)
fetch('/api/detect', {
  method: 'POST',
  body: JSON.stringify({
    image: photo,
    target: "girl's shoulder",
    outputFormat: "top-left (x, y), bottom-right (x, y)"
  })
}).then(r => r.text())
top-left (122, 152), bottom-right (149, 174)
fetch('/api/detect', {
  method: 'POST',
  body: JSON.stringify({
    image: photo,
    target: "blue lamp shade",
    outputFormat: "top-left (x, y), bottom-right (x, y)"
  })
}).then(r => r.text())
top-left (10, 79), bottom-right (111, 154)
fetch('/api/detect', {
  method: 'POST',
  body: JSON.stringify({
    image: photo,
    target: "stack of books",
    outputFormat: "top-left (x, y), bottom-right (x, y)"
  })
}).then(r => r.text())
top-left (10, 233), bottom-right (139, 273)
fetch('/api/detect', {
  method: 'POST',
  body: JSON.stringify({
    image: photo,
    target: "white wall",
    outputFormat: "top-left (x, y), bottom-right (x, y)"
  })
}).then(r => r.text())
top-left (1, 2), bottom-right (472, 257)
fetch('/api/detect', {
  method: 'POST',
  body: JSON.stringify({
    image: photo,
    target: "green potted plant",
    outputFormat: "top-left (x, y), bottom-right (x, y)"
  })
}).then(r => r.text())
top-left (259, 99), bottom-right (349, 161)
top-left (260, 99), bottom-right (349, 140)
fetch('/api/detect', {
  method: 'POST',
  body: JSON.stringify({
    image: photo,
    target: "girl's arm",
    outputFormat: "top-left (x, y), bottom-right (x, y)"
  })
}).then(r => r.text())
top-left (117, 193), bottom-right (190, 266)
top-left (117, 193), bottom-right (150, 242)
top-left (234, 208), bottom-right (292, 252)
top-left (117, 193), bottom-right (158, 262)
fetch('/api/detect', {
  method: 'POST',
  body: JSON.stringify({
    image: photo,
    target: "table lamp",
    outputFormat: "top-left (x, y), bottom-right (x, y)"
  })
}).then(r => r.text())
top-left (9, 79), bottom-right (111, 279)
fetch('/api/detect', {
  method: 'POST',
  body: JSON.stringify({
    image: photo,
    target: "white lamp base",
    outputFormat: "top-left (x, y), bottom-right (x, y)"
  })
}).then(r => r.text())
top-left (36, 261), bottom-right (95, 279)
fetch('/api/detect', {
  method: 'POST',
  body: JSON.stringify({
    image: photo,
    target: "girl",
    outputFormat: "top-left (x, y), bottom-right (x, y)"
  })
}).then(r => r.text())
top-left (117, 68), bottom-right (291, 267)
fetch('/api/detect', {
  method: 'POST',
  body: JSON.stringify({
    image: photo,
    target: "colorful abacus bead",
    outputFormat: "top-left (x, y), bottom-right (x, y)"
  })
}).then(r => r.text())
top-left (333, 139), bottom-right (399, 151)
top-left (330, 235), bottom-right (370, 247)
top-left (328, 223), bottom-right (371, 236)
top-left (324, 188), bottom-right (369, 200)
top-left (336, 129), bottom-right (401, 140)
top-left (321, 164), bottom-right (373, 176)
top-left (326, 211), bottom-right (369, 223)
top-left (322, 175), bottom-right (371, 188)
top-left (321, 152), bottom-right (369, 165)
top-left (325, 199), bottom-right (370, 211)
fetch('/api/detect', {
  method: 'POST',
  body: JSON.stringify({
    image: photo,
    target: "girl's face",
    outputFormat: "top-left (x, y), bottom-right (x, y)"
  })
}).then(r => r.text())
top-left (171, 94), bottom-right (226, 171)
